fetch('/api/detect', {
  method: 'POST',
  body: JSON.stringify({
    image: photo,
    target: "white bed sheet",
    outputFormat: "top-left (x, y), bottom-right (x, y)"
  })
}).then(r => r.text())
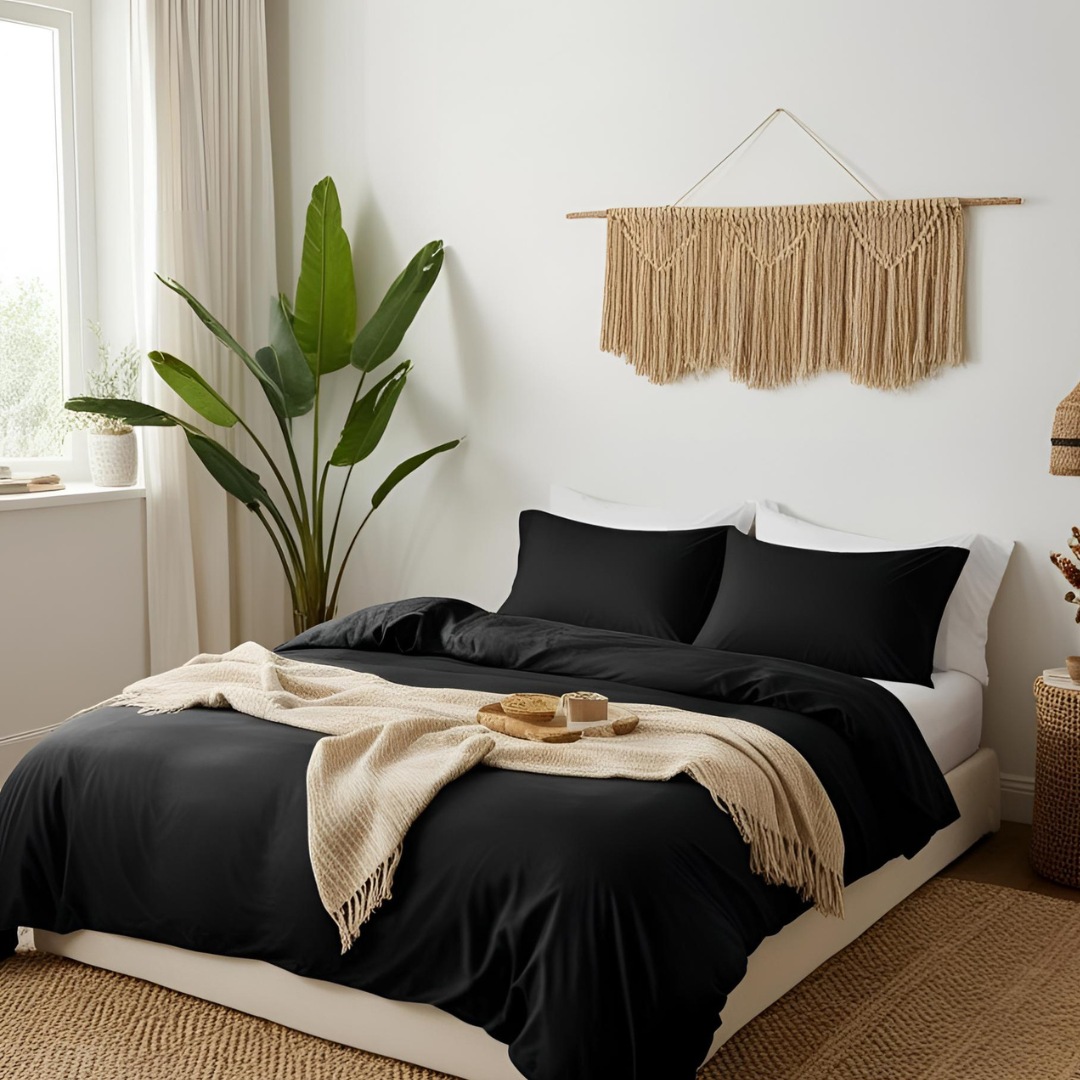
top-left (869, 669), bottom-right (983, 774)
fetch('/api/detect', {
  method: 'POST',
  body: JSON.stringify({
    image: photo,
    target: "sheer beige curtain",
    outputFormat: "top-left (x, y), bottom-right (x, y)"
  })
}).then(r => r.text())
top-left (130, 0), bottom-right (289, 672)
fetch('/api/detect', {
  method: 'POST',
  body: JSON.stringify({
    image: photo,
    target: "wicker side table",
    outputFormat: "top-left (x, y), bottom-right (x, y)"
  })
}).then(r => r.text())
top-left (1031, 677), bottom-right (1080, 887)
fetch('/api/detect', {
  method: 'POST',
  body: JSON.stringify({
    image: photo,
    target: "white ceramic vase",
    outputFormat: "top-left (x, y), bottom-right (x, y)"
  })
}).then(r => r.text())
top-left (88, 429), bottom-right (138, 487)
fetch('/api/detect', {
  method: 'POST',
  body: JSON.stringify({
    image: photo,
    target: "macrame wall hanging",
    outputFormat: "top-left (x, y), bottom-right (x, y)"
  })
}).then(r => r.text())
top-left (568, 109), bottom-right (1021, 390)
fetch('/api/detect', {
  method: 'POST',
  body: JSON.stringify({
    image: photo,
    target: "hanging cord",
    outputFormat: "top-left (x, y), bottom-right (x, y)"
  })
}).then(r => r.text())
top-left (673, 107), bottom-right (882, 206)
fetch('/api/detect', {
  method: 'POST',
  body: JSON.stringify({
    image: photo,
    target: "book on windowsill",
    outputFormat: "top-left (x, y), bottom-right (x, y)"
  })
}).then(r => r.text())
top-left (0, 473), bottom-right (64, 494)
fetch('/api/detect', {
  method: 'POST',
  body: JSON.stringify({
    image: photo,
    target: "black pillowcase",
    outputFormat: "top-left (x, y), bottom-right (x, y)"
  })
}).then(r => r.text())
top-left (693, 530), bottom-right (969, 686)
top-left (498, 511), bottom-right (731, 642)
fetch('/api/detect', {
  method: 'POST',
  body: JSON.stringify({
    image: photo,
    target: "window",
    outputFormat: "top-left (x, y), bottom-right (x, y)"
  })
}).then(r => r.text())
top-left (0, 0), bottom-right (94, 472)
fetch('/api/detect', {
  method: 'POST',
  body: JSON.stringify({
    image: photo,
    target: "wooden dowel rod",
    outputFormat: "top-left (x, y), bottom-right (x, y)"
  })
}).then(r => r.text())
top-left (566, 197), bottom-right (1022, 219)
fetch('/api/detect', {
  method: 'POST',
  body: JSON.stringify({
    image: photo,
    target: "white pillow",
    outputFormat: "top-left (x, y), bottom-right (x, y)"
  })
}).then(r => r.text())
top-left (754, 502), bottom-right (1013, 686)
top-left (549, 486), bottom-right (756, 534)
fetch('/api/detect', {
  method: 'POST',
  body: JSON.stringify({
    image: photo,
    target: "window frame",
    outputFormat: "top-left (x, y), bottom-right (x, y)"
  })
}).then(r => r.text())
top-left (0, 0), bottom-right (97, 479)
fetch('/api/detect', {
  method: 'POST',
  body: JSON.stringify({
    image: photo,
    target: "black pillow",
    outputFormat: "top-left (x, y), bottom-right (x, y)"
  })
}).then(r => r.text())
top-left (498, 510), bottom-right (731, 641)
top-left (692, 530), bottom-right (969, 686)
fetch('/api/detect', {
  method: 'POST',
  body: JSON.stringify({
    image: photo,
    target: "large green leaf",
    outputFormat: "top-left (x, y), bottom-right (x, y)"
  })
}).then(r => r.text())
top-left (253, 348), bottom-right (290, 419)
top-left (329, 362), bottom-right (410, 467)
top-left (293, 177), bottom-right (356, 375)
top-left (371, 438), bottom-right (462, 509)
top-left (255, 295), bottom-right (315, 417)
top-left (351, 241), bottom-right (444, 373)
top-left (148, 351), bottom-right (239, 427)
top-left (155, 275), bottom-right (250, 360)
top-left (156, 274), bottom-right (287, 416)
top-left (184, 431), bottom-right (269, 511)
top-left (65, 397), bottom-right (179, 427)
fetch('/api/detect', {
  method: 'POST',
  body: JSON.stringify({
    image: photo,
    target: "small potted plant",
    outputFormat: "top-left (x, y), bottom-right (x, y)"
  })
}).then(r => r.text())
top-left (77, 322), bottom-right (141, 487)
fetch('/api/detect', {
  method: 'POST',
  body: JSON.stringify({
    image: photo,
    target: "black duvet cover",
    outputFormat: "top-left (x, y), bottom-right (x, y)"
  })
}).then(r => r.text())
top-left (0, 597), bottom-right (959, 1080)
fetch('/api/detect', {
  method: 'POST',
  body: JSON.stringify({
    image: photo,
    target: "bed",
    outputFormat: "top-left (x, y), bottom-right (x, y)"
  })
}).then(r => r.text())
top-left (29, 752), bottom-right (998, 1080)
top-left (0, 595), bottom-right (998, 1080)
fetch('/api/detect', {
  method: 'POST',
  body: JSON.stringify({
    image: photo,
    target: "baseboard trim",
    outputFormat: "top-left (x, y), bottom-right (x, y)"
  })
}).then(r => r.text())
top-left (1000, 773), bottom-right (1035, 825)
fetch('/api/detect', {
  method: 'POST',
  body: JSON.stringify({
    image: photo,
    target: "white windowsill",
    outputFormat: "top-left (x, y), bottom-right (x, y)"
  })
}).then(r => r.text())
top-left (0, 480), bottom-right (146, 512)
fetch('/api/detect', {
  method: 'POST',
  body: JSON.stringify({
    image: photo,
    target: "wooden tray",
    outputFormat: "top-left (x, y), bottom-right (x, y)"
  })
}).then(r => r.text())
top-left (478, 701), bottom-right (639, 743)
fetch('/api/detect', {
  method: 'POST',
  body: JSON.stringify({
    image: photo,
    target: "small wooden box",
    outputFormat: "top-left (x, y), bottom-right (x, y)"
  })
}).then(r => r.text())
top-left (563, 692), bottom-right (608, 725)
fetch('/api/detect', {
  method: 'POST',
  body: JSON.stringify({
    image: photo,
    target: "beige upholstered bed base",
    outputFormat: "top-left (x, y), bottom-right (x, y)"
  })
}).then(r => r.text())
top-left (33, 747), bottom-right (1000, 1080)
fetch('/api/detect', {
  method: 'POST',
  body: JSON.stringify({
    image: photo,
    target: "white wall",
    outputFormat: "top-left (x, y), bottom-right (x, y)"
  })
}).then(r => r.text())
top-left (0, 497), bottom-right (149, 782)
top-left (266, 0), bottom-right (1080, 820)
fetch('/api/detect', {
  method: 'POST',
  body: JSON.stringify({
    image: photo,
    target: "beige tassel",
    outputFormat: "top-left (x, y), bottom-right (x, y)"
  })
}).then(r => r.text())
top-left (331, 844), bottom-right (403, 954)
top-left (600, 198), bottom-right (964, 389)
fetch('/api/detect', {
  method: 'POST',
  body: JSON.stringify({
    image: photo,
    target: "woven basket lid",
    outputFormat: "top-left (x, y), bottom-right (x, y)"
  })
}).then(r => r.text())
top-left (1051, 380), bottom-right (1080, 475)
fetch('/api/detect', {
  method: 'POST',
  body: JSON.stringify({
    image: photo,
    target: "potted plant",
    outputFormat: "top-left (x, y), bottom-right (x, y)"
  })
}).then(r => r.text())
top-left (76, 322), bottom-right (141, 487)
top-left (66, 176), bottom-right (461, 633)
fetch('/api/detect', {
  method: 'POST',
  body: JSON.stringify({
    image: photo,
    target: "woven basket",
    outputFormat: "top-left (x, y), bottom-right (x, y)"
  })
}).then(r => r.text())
top-left (1031, 678), bottom-right (1080, 887)
top-left (1050, 379), bottom-right (1080, 475)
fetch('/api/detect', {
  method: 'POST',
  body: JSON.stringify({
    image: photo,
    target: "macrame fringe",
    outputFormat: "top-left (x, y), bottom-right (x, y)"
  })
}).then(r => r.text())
top-left (331, 844), bottom-right (403, 954)
top-left (601, 198), bottom-right (964, 389)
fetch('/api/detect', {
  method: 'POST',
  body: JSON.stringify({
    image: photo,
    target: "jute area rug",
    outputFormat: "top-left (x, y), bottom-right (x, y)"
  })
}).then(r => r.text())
top-left (1, 878), bottom-right (1078, 1079)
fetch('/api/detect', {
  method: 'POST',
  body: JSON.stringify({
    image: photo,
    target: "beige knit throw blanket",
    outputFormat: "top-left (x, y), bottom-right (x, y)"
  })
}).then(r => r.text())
top-left (106, 642), bottom-right (845, 950)
top-left (601, 198), bottom-right (964, 388)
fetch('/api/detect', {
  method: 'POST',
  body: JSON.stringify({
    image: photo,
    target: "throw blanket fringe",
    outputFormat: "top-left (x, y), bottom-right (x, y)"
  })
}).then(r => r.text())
top-left (103, 643), bottom-right (846, 949)
top-left (742, 815), bottom-right (846, 920)
top-left (335, 845), bottom-right (401, 952)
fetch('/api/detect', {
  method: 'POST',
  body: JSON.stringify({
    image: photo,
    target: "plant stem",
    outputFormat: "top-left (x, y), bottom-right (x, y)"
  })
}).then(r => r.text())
top-left (277, 414), bottom-right (310, 536)
top-left (327, 506), bottom-right (375, 617)
top-left (271, 411), bottom-right (322, 621)
top-left (253, 506), bottom-right (298, 600)
top-left (324, 371), bottom-right (367, 576)
top-left (316, 463), bottom-right (330, 581)
top-left (186, 407), bottom-right (307, 584)
top-left (237, 417), bottom-right (305, 538)
top-left (224, 412), bottom-right (309, 592)
top-left (311, 376), bottom-right (320, 531)
top-left (260, 492), bottom-right (306, 582)
top-left (306, 368), bottom-right (323, 622)
top-left (325, 463), bottom-right (356, 574)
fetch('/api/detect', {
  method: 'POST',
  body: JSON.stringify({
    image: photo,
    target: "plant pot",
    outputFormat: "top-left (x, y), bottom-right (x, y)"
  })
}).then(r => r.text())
top-left (88, 429), bottom-right (138, 487)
